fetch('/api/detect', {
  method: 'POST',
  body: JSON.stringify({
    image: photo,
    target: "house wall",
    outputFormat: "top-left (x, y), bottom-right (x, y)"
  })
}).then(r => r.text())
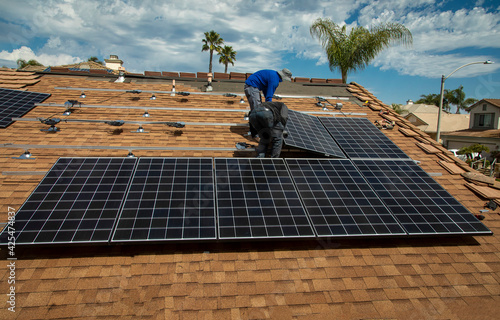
top-left (444, 136), bottom-right (499, 159)
top-left (469, 101), bottom-right (500, 129)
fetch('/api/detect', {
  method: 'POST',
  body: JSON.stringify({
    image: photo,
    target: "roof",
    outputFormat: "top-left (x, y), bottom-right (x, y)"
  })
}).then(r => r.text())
top-left (0, 69), bottom-right (41, 89)
top-left (400, 103), bottom-right (440, 115)
top-left (57, 60), bottom-right (110, 70)
top-left (444, 128), bottom-right (500, 139)
top-left (0, 72), bottom-right (499, 319)
top-left (469, 99), bottom-right (500, 110)
top-left (406, 112), bottom-right (470, 133)
top-left (19, 60), bottom-right (117, 74)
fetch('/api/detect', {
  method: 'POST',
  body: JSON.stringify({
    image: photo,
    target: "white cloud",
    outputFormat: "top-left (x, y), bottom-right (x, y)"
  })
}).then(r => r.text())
top-left (0, 0), bottom-right (497, 80)
top-left (355, 2), bottom-right (500, 78)
top-left (373, 47), bottom-right (500, 78)
top-left (0, 46), bottom-right (82, 66)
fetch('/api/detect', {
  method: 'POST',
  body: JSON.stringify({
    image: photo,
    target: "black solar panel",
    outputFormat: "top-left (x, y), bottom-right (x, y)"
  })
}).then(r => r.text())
top-left (215, 158), bottom-right (315, 239)
top-left (0, 88), bottom-right (50, 127)
top-left (112, 158), bottom-right (216, 242)
top-left (320, 117), bottom-right (409, 159)
top-left (0, 158), bottom-right (137, 244)
top-left (286, 159), bottom-right (406, 237)
top-left (354, 159), bottom-right (492, 236)
top-left (284, 110), bottom-right (345, 158)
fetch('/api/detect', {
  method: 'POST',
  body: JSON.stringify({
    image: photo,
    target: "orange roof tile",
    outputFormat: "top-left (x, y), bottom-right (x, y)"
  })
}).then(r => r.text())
top-left (0, 72), bottom-right (498, 320)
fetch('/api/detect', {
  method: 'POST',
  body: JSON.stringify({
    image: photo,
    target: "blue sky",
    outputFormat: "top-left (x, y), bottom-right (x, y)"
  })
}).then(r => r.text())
top-left (0, 0), bottom-right (499, 110)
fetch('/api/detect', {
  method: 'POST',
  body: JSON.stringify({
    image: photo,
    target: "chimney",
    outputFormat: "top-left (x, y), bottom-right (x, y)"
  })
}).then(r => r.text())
top-left (406, 99), bottom-right (413, 105)
top-left (105, 55), bottom-right (124, 71)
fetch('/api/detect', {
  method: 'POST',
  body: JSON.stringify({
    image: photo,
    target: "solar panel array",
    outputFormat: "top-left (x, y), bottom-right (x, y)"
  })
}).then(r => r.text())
top-left (354, 159), bottom-right (492, 235)
top-left (0, 158), bottom-right (136, 244)
top-left (320, 117), bottom-right (409, 159)
top-left (112, 158), bottom-right (216, 242)
top-left (215, 158), bottom-right (315, 239)
top-left (0, 88), bottom-right (50, 127)
top-left (287, 159), bottom-right (406, 237)
top-left (284, 110), bottom-right (345, 158)
top-left (0, 112), bottom-right (492, 244)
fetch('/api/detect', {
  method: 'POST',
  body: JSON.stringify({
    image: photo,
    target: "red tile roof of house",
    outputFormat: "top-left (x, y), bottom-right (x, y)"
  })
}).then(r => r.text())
top-left (0, 72), bottom-right (499, 319)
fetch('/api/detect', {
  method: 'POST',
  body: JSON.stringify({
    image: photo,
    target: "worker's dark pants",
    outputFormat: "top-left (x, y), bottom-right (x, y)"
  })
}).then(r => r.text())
top-left (244, 85), bottom-right (261, 110)
top-left (249, 108), bottom-right (284, 158)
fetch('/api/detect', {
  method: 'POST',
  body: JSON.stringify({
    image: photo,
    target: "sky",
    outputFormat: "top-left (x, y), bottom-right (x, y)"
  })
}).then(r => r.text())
top-left (0, 0), bottom-right (499, 110)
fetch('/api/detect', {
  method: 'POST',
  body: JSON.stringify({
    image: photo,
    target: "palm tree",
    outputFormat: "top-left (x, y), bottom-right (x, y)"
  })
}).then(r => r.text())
top-left (202, 30), bottom-right (224, 74)
top-left (416, 93), bottom-right (441, 107)
top-left (310, 18), bottom-right (412, 83)
top-left (87, 56), bottom-right (103, 65)
top-left (218, 45), bottom-right (237, 73)
top-left (416, 87), bottom-right (477, 113)
top-left (16, 59), bottom-right (43, 69)
top-left (448, 85), bottom-right (477, 114)
top-left (391, 103), bottom-right (404, 115)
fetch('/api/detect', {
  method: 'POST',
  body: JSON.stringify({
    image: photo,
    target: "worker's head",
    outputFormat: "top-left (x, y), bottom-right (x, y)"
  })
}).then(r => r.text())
top-left (278, 68), bottom-right (292, 81)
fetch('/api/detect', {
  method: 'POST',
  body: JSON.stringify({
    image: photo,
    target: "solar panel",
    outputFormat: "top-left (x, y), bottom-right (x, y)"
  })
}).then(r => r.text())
top-left (320, 117), bottom-right (409, 159)
top-left (286, 158), bottom-right (406, 237)
top-left (112, 158), bottom-right (216, 242)
top-left (353, 159), bottom-right (492, 236)
top-left (0, 88), bottom-right (50, 128)
top-left (284, 110), bottom-right (345, 158)
top-left (215, 158), bottom-right (315, 239)
top-left (0, 157), bottom-right (137, 244)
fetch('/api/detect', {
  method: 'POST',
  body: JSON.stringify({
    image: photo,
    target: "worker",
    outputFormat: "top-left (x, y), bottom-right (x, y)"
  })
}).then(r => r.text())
top-left (248, 101), bottom-right (289, 158)
top-left (244, 68), bottom-right (292, 110)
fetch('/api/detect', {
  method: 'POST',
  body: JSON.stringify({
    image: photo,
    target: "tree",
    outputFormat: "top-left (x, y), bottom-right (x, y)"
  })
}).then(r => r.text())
top-left (16, 59), bottom-right (43, 69)
top-left (448, 85), bottom-right (477, 114)
top-left (391, 103), bottom-right (404, 114)
top-left (416, 86), bottom-right (477, 113)
top-left (218, 45), bottom-right (237, 73)
top-left (310, 18), bottom-right (412, 83)
top-left (415, 93), bottom-right (441, 107)
top-left (458, 143), bottom-right (490, 160)
top-left (87, 56), bottom-right (103, 65)
top-left (202, 30), bottom-right (224, 74)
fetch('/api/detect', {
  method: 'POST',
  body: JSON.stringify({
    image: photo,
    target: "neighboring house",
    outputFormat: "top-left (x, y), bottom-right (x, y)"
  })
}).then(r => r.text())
top-left (442, 99), bottom-right (500, 156)
top-left (468, 99), bottom-right (500, 130)
top-left (21, 58), bottom-right (120, 74)
top-left (399, 102), bottom-right (470, 140)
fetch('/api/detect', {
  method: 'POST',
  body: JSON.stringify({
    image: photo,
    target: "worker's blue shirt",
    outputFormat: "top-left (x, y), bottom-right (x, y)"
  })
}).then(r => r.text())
top-left (245, 70), bottom-right (282, 102)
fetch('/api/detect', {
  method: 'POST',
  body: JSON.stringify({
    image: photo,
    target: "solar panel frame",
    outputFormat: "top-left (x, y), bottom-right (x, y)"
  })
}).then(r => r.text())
top-left (0, 157), bottom-right (137, 245)
top-left (215, 158), bottom-right (316, 239)
top-left (112, 157), bottom-right (217, 242)
top-left (320, 117), bottom-right (410, 159)
top-left (284, 110), bottom-right (345, 158)
top-left (0, 88), bottom-right (50, 128)
top-left (353, 159), bottom-right (492, 236)
top-left (285, 158), bottom-right (406, 237)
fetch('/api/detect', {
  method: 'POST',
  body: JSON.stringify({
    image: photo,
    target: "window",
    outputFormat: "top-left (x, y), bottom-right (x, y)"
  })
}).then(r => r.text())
top-left (475, 113), bottom-right (494, 128)
top-left (482, 104), bottom-right (487, 111)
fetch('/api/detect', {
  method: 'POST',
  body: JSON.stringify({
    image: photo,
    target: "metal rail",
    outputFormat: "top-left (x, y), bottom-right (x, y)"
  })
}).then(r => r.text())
top-left (54, 86), bottom-right (351, 100)
top-left (36, 103), bottom-right (367, 116)
top-left (13, 118), bottom-right (248, 127)
top-left (1, 143), bottom-right (252, 152)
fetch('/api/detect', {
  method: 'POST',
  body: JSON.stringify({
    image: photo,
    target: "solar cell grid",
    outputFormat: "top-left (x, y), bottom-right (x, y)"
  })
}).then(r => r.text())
top-left (215, 158), bottom-right (315, 239)
top-left (286, 159), bottom-right (406, 237)
top-left (284, 110), bottom-right (345, 158)
top-left (112, 157), bottom-right (216, 242)
top-left (0, 88), bottom-right (50, 127)
top-left (354, 159), bottom-right (492, 235)
top-left (0, 157), bottom-right (137, 244)
top-left (320, 117), bottom-right (409, 159)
